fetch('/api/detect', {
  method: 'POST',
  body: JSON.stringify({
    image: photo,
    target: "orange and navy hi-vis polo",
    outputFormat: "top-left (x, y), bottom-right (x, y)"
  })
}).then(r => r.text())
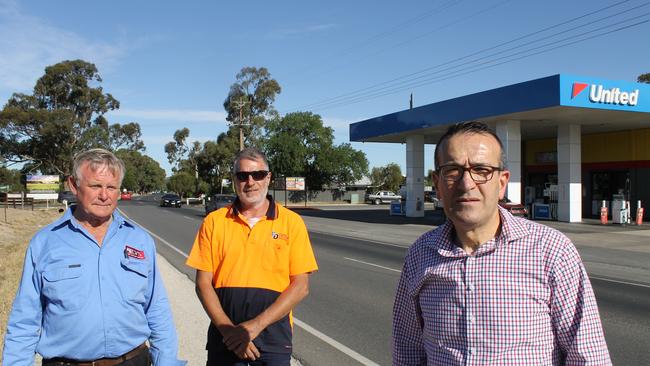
top-left (186, 195), bottom-right (318, 354)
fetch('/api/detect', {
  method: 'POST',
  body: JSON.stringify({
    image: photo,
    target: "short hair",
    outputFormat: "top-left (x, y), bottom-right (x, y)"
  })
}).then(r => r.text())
top-left (72, 148), bottom-right (125, 184)
top-left (233, 147), bottom-right (269, 173)
top-left (434, 121), bottom-right (506, 169)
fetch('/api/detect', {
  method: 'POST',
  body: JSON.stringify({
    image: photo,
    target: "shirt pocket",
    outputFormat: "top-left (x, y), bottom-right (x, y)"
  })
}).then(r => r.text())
top-left (120, 257), bottom-right (150, 304)
top-left (42, 266), bottom-right (86, 312)
top-left (262, 236), bottom-right (290, 272)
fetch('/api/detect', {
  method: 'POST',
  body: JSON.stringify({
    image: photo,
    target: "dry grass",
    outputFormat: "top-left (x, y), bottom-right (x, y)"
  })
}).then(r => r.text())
top-left (0, 208), bottom-right (63, 362)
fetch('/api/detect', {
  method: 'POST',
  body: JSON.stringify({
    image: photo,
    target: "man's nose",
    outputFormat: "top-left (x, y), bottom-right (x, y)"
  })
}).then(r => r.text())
top-left (458, 169), bottom-right (477, 190)
top-left (98, 187), bottom-right (109, 199)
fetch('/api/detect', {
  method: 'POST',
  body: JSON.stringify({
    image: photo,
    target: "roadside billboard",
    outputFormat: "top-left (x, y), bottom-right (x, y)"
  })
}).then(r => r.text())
top-left (26, 175), bottom-right (60, 193)
top-left (286, 177), bottom-right (305, 191)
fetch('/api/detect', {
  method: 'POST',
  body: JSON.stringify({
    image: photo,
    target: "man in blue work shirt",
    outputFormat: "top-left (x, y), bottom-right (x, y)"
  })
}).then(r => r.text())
top-left (3, 148), bottom-right (185, 366)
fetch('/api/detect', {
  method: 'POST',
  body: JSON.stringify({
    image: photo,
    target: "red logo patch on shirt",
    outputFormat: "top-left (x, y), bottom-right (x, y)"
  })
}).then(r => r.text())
top-left (125, 245), bottom-right (145, 260)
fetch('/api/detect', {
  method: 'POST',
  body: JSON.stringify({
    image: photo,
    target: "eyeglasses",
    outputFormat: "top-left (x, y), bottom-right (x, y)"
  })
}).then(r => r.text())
top-left (436, 164), bottom-right (502, 184)
top-left (235, 170), bottom-right (269, 181)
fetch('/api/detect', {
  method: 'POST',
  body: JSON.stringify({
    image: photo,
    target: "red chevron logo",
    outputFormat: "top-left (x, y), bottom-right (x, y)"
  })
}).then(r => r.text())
top-left (572, 82), bottom-right (589, 98)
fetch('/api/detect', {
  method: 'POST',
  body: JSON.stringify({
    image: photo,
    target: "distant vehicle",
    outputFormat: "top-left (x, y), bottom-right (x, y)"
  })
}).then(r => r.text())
top-left (57, 190), bottom-right (76, 204)
top-left (366, 191), bottom-right (402, 205)
top-left (160, 193), bottom-right (182, 208)
top-left (424, 190), bottom-right (441, 209)
top-left (120, 191), bottom-right (132, 200)
top-left (205, 194), bottom-right (236, 215)
top-left (499, 197), bottom-right (528, 217)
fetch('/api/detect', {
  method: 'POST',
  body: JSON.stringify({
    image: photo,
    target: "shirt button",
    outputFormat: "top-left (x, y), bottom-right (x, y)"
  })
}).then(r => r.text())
top-left (468, 315), bottom-right (475, 323)
top-left (467, 283), bottom-right (474, 291)
top-left (468, 347), bottom-right (475, 354)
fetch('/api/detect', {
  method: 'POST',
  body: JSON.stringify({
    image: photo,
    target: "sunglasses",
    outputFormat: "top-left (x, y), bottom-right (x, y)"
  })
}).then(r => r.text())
top-left (235, 170), bottom-right (269, 181)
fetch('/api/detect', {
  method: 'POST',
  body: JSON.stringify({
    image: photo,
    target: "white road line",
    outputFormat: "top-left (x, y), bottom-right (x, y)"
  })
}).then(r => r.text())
top-left (183, 215), bottom-right (194, 220)
top-left (590, 276), bottom-right (650, 289)
top-left (344, 257), bottom-right (401, 273)
top-left (341, 258), bottom-right (650, 289)
top-left (118, 209), bottom-right (189, 258)
top-left (309, 229), bottom-right (411, 248)
top-left (293, 318), bottom-right (381, 366)
top-left (118, 208), bottom-right (379, 364)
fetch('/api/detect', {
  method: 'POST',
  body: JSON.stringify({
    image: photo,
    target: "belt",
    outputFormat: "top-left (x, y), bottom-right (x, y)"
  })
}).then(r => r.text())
top-left (43, 343), bottom-right (148, 366)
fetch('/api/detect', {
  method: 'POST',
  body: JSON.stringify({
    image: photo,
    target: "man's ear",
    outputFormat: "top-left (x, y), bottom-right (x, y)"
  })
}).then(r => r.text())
top-left (432, 172), bottom-right (441, 199)
top-left (68, 175), bottom-right (78, 195)
top-left (498, 170), bottom-right (511, 200)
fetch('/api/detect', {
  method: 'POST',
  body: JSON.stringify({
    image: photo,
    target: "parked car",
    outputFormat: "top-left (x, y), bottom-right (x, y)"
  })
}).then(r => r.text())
top-left (205, 194), bottom-right (236, 215)
top-left (120, 191), bottom-right (132, 200)
top-left (499, 197), bottom-right (528, 217)
top-left (160, 193), bottom-right (182, 208)
top-left (366, 191), bottom-right (402, 205)
top-left (57, 190), bottom-right (76, 204)
top-left (424, 190), bottom-right (441, 209)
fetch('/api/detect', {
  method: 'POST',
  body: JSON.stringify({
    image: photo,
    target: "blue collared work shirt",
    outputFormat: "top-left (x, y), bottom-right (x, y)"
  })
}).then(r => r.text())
top-left (3, 206), bottom-right (185, 366)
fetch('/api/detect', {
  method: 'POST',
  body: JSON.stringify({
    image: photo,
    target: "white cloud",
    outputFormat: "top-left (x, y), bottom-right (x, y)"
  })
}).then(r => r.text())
top-left (143, 135), bottom-right (216, 145)
top-left (109, 108), bottom-right (228, 124)
top-left (266, 23), bottom-right (338, 40)
top-left (322, 115), bottom-right (364, 142)
top-left (322, 116), bottom-right (357, 129)
top-left (0, 0), bottom-right (129, 96)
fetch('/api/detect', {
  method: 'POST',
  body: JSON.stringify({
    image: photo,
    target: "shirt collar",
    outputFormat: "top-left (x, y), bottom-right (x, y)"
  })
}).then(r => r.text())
top-left (230, 194), bottom-right (278, 220)
top-left (53, 205), bottom-right (132, 231)
top-left (434, 205), bottom-right (530, 257)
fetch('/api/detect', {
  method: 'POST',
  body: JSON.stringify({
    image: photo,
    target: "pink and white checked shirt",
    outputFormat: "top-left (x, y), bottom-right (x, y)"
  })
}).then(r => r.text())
top-left (392, 207), bottom-right (611, 365)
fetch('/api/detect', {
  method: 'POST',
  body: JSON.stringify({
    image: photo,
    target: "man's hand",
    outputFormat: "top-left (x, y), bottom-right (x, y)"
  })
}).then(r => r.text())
top-left (239, 342), bottom-right (261, 360)
top-left (222, 319), bottom-right (264, 355)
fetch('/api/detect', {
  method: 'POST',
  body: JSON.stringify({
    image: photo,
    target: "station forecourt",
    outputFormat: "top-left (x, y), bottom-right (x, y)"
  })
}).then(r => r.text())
top-left (349, 74), bottom-right (650, 222)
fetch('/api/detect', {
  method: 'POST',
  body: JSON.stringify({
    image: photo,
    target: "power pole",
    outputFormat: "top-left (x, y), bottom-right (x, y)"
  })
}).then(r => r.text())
top-left (230, 96), bottom-right (249, 151)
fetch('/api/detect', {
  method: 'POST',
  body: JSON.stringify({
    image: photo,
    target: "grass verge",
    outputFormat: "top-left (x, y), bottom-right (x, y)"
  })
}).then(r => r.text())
top-left (0, 208), bottom-right (62, 362)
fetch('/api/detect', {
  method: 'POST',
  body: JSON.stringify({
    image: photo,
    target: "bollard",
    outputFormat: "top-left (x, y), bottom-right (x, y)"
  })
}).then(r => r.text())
top-left (627, 201), bottom-right (632, 224)
top-left (600, 200), bottom-right (608, 225)
top-left (636, 200), bottom-right (644, 225)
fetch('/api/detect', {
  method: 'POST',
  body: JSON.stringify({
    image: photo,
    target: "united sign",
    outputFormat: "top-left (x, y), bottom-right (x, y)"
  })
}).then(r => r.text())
top-left (560, 74), bottom-right (649, 112)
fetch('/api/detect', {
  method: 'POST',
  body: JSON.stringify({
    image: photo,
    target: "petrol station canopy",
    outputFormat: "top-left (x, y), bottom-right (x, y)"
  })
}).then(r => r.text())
top-left (350, 74), bottom-right (650, 144)
top-left (349, 74), bottom-right (650, 221)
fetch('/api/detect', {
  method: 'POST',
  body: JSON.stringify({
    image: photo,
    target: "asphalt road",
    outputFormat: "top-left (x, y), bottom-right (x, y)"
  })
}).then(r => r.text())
top-left (118, 198), bottom-right (650, 366)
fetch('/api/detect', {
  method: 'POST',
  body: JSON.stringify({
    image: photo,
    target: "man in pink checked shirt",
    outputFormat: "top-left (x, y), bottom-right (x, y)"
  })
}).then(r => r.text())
top-left (392, 121), bottom-right (611, 365)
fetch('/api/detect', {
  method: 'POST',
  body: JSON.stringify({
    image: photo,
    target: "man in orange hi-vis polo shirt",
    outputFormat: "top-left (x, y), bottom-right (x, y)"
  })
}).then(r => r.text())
top-left (186, 147), bottom-right (318, 366)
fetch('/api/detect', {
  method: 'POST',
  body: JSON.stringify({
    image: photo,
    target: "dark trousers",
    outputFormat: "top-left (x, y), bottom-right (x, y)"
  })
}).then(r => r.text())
top-left (113, 351), bottom-right (151, 366)
top-left (207, 349), bottom-right (291, 366)
top-left (43, 346), bottom-right (151, 366)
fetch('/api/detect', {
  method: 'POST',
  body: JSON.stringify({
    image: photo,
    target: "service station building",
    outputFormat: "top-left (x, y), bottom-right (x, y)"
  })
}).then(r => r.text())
top-left (350, 74), bottom-right (650, 222)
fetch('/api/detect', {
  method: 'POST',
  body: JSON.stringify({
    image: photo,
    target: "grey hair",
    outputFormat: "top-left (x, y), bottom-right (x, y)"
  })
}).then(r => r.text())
top-left (233, 147), bottom-right (269, 173)
top-left (72, 148), bottom-right (125, 184)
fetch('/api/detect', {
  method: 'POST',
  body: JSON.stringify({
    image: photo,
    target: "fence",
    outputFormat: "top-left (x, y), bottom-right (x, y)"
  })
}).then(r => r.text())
top-left (2, 195), bottom-right (35, 223)
top-left (1, 196), bottom-right (34, 210)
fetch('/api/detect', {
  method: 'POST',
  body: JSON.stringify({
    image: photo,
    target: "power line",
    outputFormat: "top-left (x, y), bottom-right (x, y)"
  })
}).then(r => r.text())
top-left (311, 13), bottom-right (650, 111)
top-left (288, 0), bottom-right (465, 83)
top-left (304, 0), bottom-right (512, 85)
top-left (295, 0), bottom-right (637, 110)
top-left (311, 4), bottom-right (650, 110)
top-left (291, 0), bottom-right (645, 112)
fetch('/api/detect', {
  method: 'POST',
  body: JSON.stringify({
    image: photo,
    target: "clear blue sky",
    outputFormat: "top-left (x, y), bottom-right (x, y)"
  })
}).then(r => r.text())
top-left (1, 0), bottom-right (649, 176)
